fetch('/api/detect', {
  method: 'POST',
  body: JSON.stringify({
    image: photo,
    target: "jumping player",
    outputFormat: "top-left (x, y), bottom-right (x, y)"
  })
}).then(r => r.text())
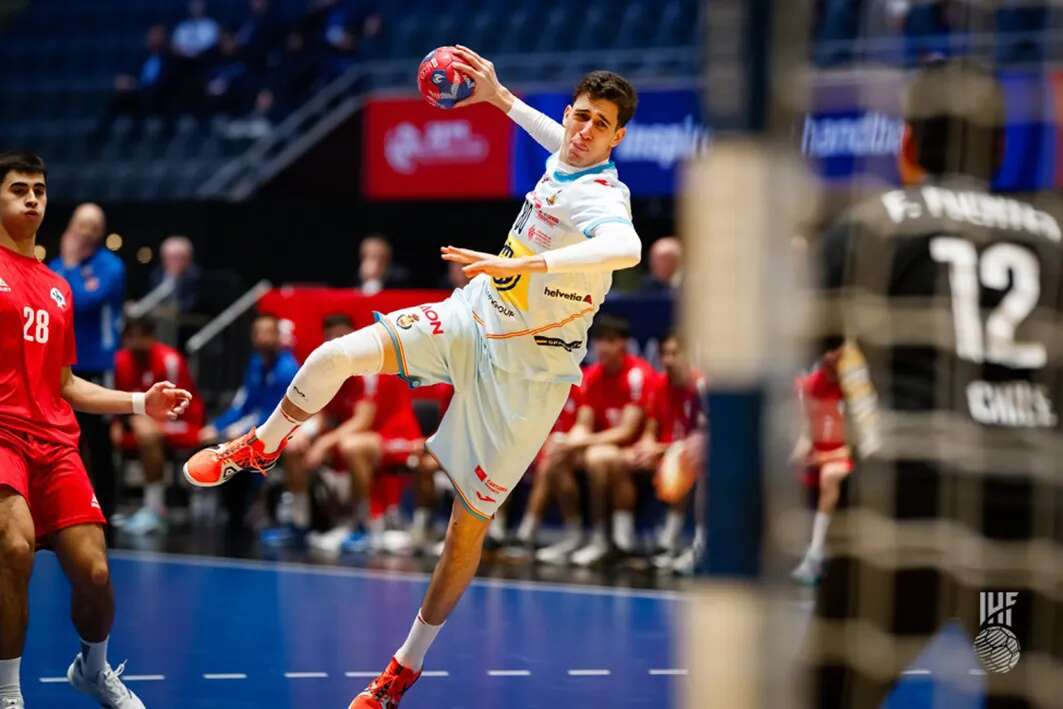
top-left (183, 46), bottom-right (641, 707)
top-left (790, 346), bottom-right (852, 585)
top-left (0, 151), bottom-right (192, 709)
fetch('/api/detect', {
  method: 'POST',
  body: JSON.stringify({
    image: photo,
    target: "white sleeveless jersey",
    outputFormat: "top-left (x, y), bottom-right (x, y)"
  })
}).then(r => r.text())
top-left (462, 153), bottom-right (633, 384)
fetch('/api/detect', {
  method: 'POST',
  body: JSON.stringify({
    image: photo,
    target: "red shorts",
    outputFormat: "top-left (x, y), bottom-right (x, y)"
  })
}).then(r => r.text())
top-left (0, 429), bottom-right (107, 540)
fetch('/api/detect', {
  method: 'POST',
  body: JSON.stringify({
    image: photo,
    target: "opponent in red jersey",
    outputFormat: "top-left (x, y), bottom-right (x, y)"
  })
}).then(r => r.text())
top-left (111, 317), bottom-right (204, 535)
top-left (535, 315), bottom-right (656, 566)
top-left (791, 347), bottom-right (852, 585)
top-left (622, 332), bottom-right (706, 567)
top-left (0, 151), bottom-right (191, 709)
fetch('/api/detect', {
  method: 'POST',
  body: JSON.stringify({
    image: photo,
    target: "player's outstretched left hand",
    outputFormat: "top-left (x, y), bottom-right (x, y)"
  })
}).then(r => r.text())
top-left (145, 380), bottom-right (193, 421)
top-left (441, 245), bottom-right (544, 279)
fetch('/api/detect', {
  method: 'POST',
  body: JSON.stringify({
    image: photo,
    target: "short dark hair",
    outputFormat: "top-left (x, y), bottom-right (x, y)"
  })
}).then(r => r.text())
top-left (124, 317), bottom-right (156, 338)
top-left (661, 329), bottom-right (682, 348)
top-left (903, 59), bottom-right (1004, 180)
top-left (0, 150), bottom-right (46, 185)
top-left (591, 314), bottom-right (630, 341)
top-left (572, 71), bottom-right (638, 127)
top-left (322, 313), bottom-right (354, 331)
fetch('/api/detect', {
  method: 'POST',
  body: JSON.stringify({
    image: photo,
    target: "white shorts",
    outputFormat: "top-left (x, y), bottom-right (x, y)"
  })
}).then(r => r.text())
top-left (374, 290), bottom-right (570, 520)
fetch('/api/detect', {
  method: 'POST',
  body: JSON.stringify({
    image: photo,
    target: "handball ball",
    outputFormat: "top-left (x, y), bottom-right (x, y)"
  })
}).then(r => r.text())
top-left (418, 47), bottom-right (474, 109)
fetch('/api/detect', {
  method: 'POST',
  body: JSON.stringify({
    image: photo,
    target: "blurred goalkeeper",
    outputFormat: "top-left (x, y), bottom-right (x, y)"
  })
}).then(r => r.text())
top-left (807, 59), bottom-right (1063, 708)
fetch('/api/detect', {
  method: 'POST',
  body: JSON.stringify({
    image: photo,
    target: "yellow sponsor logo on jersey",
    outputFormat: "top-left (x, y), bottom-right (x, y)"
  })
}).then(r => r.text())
top-left (492, 233), bottom-right (532, 311)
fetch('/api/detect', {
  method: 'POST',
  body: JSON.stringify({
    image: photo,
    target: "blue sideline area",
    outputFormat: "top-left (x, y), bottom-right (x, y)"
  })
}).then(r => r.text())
top-left (22, 550), bottom-right (988, 708)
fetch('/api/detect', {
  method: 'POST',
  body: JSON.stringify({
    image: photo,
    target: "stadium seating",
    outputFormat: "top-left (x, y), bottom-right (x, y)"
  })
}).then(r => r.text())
top-left (0, 0), bottom-right (698, 202)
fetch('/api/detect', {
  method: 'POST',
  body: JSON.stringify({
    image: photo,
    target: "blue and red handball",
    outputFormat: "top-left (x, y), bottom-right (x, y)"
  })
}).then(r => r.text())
top-left (417, 46), bottom-right (474, 109)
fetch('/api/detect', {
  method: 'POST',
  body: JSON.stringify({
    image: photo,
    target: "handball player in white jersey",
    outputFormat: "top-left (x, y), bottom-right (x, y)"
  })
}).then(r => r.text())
top-left (184, 46), bottom-right (642, 708)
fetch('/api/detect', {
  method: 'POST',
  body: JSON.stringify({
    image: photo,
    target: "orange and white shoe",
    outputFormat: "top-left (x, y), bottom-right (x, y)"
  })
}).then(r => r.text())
top-left (182, 429), bottom-right (284, 488)
top-left (348, 657), bottom-right (421, 709)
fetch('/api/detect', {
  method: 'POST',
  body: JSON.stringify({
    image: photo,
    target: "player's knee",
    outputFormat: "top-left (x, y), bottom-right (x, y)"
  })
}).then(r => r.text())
top-left (83, 559), bottom-right (111, 591)
top-left (130, 416), bottom-right (162, 444)
top-left (585, 444), bottom-right (619, 471)
top-left (304, 338), bottom-right (352, 379)
top-left (0, 532), bottom-right (34, 579)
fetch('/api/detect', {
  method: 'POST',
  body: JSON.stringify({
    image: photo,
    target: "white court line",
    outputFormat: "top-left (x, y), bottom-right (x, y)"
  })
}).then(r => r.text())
top-left (204, 673), bottom-right (247, 680)
top-left (568, 669), bottom-right (611, 676)
top-left (902, 669), bottom-right (932, 676)
top-left (285, 672), bottom-right (329, 679)
top-left (38, 677), bottom-right (67, 683)
top-left (649, 669), bottom-right (688, 676)
top-left (421, 671), bottom-right (450, 677)
top-left (488, 670), bottom-right (531, 677)
top-left (346, 671), bottom-right (379, 678)
top-left (969, 669), bottom-right (987, 676)
top-left (107, 549), bottom-right (682, 602)
top-left (123, 675), bottom-right (165, 682)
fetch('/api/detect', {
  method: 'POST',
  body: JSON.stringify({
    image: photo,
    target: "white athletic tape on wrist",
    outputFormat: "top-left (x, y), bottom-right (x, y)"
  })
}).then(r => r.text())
top-left (131, 392), bottom-right (146, 415)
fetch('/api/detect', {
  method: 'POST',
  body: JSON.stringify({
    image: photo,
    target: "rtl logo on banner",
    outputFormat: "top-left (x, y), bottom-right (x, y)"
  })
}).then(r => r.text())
top-left (364, 97), bottom-right (513, 199)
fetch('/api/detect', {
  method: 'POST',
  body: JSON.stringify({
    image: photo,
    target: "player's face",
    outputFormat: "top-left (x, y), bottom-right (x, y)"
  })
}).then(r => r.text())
top-left (660, 337), bottom-right (687, 380)
top-left (251, 318), bottom-right (281, 355)
top-left (594, 333), bottom-right (627, 370)
top-left (323, 323), bottom-right (354, 342)
top-left (126, 330), bottom-right (154, 359)
top-left (0, 171), bottom-right (46, 241)
top-left (560, 94), bottom-right (626, 168)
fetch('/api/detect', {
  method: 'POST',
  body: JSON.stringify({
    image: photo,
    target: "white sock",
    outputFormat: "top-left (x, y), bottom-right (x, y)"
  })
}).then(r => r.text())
top-left (516, 514), bottom-right (539, 543)
top-left (613, 510), bottom-right (635, 551)
top-left (412, 508), bottom-right (431, 535)
top-left (290, 491), bottom-right (310, 529)
top-left (660, 510), bottom-right (684, 551)
top-left (368, 514), bottom-right (386, 536)
top-left (394, 610), bottom-right (444, 671)
top-left (488, 514), bottom-right (506, 541)
top-left (0, 657), bottom-right (20, 698)
top-left (808, 511), bottom-right (831, 560)
top-left (256, 407), bottom-right (302, 454)
top-left (79, 636), bottom-right (108, 678)
top-left (143, 482), bottom-right (165, 513)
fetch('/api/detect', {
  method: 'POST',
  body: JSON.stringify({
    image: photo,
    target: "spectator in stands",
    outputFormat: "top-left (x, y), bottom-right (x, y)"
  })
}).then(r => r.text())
top-left (204, 31), bottom-right (258, 116)
top-left (233, 0), bottom-right (283, 72)
top-left (149, 235), bottom-right (203, 316)
top-left (318, 0), bottom-right (384, 77)
top-left (355, 233), bottom-right (410, 295)
top-left (535, 316), bottom-right (656, 566)
top-left (641, 236), bottom-right (682, 293)
top-left (257, 30), bottom-right (322, 120)
top-left (49, 203), bottom-right (125, 521)
top-left (198, 312), bottom-right (299, 444)
top-left (102, 24), bottom-right (175, 129)
top-left (172, 0), bottom-right (221, 60)
top-left (111, 318), bottom-right (204, 536)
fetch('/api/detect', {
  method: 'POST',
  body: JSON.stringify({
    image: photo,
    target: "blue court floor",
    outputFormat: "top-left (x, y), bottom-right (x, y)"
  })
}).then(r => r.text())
top-left (23, 550), bottom-right (684, 708)
top-left (22, 550), bottom-right (990, 708)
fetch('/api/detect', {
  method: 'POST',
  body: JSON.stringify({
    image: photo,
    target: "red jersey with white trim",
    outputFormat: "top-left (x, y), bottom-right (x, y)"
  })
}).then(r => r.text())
top-left (552, 383), bottom-right (583, 433)
top-left (580, 354), bottom-right (655, 432)
top-left (357, 374), bottom-right (421, 439)
top-left (114, 342), bottom-right (204, 426)
top-left (647, 371), bottom-right (707, 443)
top-left (0, 246), bottom-right (79, 447)
top-left (797, 366), bottom-right (846, 454)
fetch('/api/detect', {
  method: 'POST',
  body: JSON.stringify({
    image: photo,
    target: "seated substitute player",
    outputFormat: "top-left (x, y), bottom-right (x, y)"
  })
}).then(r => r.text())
top-left (0, 151), bottom-right (191, 709)
top-left (807, 61), bottom-right (1063, 708)
top-left (184, 46), bottom-right (642, 708)
top-left (110, 316), bottom-right (205, 536)
top-left (630, 331), bottom-right (706, 566)
top-left (789, 346), bottom-right (852, 586)
top-left (535, 315), bottom-right (656, 566)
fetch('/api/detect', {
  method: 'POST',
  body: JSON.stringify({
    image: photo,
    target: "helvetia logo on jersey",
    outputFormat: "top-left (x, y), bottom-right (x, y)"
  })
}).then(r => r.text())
top-left (974, 591), bottom-right (1021, 673)
top-left (543, 286), bottom-right (592, 304)
top-left (49, 288), bottom-right (66, 309)
top-left (0, 278), bottom-right (10, 293)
